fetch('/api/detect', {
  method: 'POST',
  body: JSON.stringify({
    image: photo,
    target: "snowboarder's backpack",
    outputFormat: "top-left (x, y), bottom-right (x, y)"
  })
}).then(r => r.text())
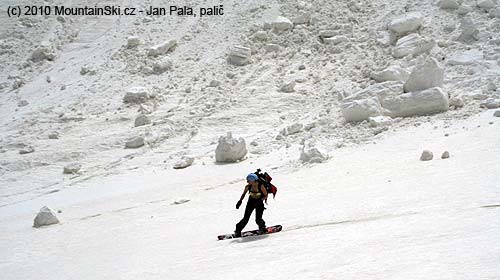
top-left (254, 169), bottom-right (278, 198)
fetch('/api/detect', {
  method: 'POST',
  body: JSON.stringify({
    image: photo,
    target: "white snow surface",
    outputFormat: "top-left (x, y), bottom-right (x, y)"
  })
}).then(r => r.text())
top-left (1, 0), bottom-right (500, 278)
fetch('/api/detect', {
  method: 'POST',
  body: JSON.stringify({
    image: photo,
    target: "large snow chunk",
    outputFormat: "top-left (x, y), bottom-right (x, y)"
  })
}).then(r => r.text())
top-left (438, 0), bottom-right (460, 9)
top-left (147, 40), bottom-right (177, 56)
top-left (31, 42), bottom-right (56, 62)
top-left (228, 45), bottom-right (251, 66)
top-left (369, 116), bottom-right (393, 127)
top-left (393, 34), bottom-right (435, 58)
top-left (173, 156), bottom-right (194, 169)
top-left (477, 0), bottom-right (496, 10)
top-left (123, 87), bottom-right (151, 104)
top-left (33, 206), bottom-right (60, 228)
top-left (63, 163), bottom-right (81, 174)
top-left (456, 18), bottom-right (479, 43)
top-left (125, 136), bottom-right (145, 148)
top-left (272, 16), bottom-right (293, 33)
top-left (447, 50), bottom-right (483, 65)
top-left (420, 150), bottom-right (434, 161)
top-left (370, 65), bottom-right (410, 82)
top-left (383, 87), bottom-right (449, 117)
top-left (387, 13), bottom-right (423, 35)
top-left (344, 81), bottom-right (404, 104)
top-left (404, 57), bottom-right (444, 93)
top-left (300, 141), bottom-right (328, 163)
top-left (215, 132), bottom-right (247, 162)
top-left (341, 97), bottom-right (383, 122)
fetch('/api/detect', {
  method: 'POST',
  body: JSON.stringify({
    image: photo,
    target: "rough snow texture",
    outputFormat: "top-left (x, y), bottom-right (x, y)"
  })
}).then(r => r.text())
top-left (404, 57), bottom-right (444, 93)
top-left (215, 132), bottom-right (247, 163)
top-left (33, 206), bottom-right (59, 228)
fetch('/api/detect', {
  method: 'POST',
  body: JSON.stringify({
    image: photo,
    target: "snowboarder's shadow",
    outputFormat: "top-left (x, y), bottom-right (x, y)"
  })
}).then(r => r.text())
top-left (231, 235), bottom-right (269, 243)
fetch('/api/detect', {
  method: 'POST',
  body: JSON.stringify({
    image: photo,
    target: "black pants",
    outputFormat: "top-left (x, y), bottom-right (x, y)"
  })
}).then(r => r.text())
top-left (235, 197), bottom-right (266, 232)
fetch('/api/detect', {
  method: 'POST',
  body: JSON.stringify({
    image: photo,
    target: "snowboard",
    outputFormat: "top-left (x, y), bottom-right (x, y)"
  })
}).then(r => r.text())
top-left (217, 225), bottom-right (282, 240)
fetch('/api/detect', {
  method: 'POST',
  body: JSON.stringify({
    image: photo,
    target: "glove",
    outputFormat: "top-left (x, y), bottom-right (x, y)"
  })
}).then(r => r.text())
top-left (236, 200), bottom-right (242, 209)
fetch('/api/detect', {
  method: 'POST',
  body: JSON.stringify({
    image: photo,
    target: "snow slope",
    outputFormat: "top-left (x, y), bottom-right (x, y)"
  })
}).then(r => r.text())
top-left (1, 110), bottom-right (499, 280)
top-left (1, 0), bottom-right (500, 278)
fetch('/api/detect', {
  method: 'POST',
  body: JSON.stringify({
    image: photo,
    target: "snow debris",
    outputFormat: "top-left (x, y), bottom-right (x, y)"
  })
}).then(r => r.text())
top-left (33, 206), bottom-right (59, 228)
top-left (477, 0), bottom-right (496, 10)
top-left (420, 150), bottom-right (434, 161)
top-left (19, 146), bottom-right (35, 154)
top-left (134, 114), bottom-right (151, 127)
top-left (280, 81), bottom-right (296, 93)
top-left (370, 65), bottom-right (410, 82)
top-left (441, 151), bottom-right (450, 159)
top-left (173, 198), bottom-right (190, 205)
top-left (48, 131), bottom-right (60, 139)
top-left (281, 123), bottom-right (303, 135)
top-left (126, 36), bottom-right (141, 48)
top-left (30, 42), bottom-right (55, 62)
top-left (368, 116), bottom-right (393, 127)
top-left (447, 50), bottom-right (483, 66)
top-left (480, 98), bottom-right (500, 109)
top-left (300, 141), bottom-right (328, 163)
top-left (456, 18), bottom-right (479, 43)
top-left (387, 12), bottom-right (423, 35)
top-left (209, 80), bottom-right (221, 87)
top-left (493, 110), bottom-right (500, 117)
top-left (63, 163), bottom-right (81, 174)
top-left (272, 16), bottom-right (293, 33)
top-left (341, 97), bottom-right (383, 122)
top-left (152, 58), bottom-right (173, 74)
top-left (264, 44), bottom-right (280, 53)
top-left (438, 0), bottom-right (460, 9)
top-left (393, 34), bottom-right (435, 58)
top-left (292, 12), bottom-right (311, 25)
top-left (449, 95), bottom-right (465, 108)
top-left (404, 57), bottom-right (444, 93)
top-left (123, 87), bottom-right (152, 104)
top-left (125, 136), bottom-right (145, 148)
top-left (215, 132), bottom-right (247, 163)
top-left (147, 40), bottom-right (177, 56)
top-left (383, 87), bottom-right (449, 117)
top-left (173, 156), bottom-right (194, 169)
top-left (228, 45), bottom-right (251, 66)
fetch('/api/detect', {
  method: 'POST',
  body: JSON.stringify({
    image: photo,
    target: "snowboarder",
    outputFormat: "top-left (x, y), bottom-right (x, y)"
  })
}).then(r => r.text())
top-left (234, 173), bottom-right (268, 237)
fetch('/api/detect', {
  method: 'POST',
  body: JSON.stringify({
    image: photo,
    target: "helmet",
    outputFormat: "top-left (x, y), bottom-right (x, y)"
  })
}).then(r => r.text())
top-left (246, 173), bottom-right (258, 182)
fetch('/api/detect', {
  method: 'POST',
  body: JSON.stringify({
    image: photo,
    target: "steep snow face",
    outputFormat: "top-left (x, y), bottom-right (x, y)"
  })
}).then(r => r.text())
top-left (1, 0), bottom-right (500, 278)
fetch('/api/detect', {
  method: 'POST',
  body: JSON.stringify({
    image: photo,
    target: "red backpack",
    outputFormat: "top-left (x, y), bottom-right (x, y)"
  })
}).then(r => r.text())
top-left (254, 169), bottom-right (278, 198)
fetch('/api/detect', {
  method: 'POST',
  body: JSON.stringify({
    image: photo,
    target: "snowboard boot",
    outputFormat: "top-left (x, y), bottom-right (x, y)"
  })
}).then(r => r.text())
top-left (258, 226), bottom-right (267, 234)
top-left (234, 230), bottom-right (241, 238)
